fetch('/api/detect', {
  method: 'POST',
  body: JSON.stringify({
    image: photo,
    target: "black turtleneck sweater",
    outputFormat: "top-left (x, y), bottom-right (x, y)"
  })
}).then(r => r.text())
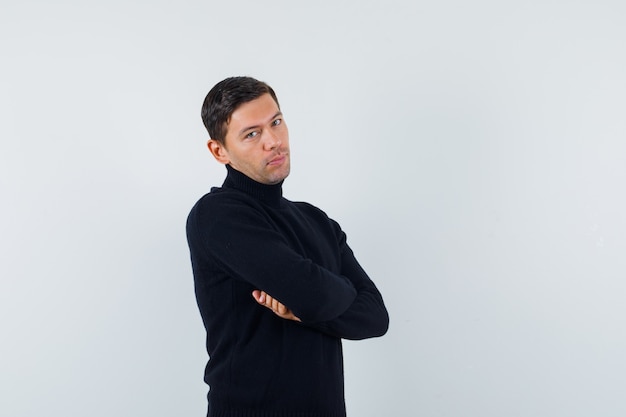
top-left (186, 165), bottom-right (389, 417)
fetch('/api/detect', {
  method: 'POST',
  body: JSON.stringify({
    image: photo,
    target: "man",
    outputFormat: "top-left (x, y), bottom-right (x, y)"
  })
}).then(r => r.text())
top-left (186, 76), bottom-right (389, 417)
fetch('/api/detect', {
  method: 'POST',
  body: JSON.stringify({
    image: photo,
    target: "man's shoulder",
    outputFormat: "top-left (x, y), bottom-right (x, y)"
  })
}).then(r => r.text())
top-left (191, 186), bottom-right (256, 211)
top-left (187, 186), bottom-right (260, 228)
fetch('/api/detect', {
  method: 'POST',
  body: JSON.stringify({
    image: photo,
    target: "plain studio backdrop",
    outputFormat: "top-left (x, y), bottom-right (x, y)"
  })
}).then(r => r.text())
top-left (1, 1), bottom-right (625, 416)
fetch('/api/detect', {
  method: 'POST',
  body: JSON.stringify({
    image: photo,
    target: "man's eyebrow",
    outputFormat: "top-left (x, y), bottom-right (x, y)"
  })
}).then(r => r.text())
top-left (237, 111), bottom-right (283, 136)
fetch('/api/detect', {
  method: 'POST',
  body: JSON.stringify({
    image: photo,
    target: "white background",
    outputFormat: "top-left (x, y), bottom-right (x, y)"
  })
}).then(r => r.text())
top-left (2, 1), bottom-right (625, 416)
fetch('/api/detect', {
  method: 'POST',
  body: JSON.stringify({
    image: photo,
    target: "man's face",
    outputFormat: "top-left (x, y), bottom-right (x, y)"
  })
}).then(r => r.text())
top-left (209, 93), bottom-right (290, 185)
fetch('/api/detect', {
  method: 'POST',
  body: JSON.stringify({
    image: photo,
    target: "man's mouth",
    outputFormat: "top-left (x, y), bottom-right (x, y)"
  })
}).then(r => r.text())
top-left (267, 154), bottom-right (286, 166)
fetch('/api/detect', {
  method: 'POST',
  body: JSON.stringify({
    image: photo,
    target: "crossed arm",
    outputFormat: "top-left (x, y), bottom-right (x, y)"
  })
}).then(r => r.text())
top-left (251, 233), bottom-right (389, 340)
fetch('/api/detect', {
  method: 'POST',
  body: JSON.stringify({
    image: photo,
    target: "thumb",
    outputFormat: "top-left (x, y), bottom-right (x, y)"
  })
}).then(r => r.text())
top-left (252, 290), bottom-right (263, 303)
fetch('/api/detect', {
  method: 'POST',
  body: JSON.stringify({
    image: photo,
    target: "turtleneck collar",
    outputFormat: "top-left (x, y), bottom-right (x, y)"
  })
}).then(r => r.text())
top-left (222, 165), bottom-right (284, 207)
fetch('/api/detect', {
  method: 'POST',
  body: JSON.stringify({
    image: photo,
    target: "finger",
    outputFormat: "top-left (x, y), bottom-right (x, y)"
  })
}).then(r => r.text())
top-left (253, 290), bottom-right (267, 304)
top-left (263, 293), bottom-right (273, 307)
top-left (277, 303), bottom-right (287, 315)
top-left (261, 291), bottom-right (270, 305)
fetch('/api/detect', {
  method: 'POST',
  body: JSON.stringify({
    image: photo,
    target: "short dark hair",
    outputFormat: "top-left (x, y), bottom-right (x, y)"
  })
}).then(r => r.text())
top-left (201, 76), bottom-right (280, 145)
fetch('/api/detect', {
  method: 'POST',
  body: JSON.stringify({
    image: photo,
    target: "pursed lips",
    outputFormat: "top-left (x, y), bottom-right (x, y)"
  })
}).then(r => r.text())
top-left (267, 154), bottom-right (287, 166)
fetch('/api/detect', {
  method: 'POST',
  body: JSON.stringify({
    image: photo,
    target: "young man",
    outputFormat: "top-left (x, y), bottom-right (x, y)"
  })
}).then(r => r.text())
top-left (186, 76), bottom-right (389, 417)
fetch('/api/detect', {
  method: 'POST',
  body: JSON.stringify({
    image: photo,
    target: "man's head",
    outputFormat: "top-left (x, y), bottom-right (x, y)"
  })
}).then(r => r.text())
top-left (201, 76), bottom-right (290, 185)
top-left (201, 76), bottom-right (280, 145)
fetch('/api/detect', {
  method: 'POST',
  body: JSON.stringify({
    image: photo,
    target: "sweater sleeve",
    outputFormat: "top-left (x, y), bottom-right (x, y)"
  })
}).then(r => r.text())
top-left (188, 195), bottom-right (357, 324)
top-left (302, 225), bottom-right (389, 340)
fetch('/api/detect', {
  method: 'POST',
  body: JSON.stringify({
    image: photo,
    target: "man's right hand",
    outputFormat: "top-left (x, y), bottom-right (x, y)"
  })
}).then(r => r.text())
top-left (252, 290), bottom-right (301, 322)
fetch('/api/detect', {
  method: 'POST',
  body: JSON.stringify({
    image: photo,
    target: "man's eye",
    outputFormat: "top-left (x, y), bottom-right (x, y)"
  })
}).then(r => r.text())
top-left (272, 119), bottom-right (282, 126)
top-left (245, 131), bottom-right (259, 139)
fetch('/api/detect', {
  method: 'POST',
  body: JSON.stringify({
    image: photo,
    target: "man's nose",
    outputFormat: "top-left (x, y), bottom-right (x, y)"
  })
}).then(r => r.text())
top-left (263, 130), bottom-right (281, 150)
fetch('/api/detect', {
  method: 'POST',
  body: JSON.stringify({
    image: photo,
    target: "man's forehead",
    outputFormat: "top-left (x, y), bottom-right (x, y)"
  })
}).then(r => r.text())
top-left (228, 94), bottom-right (280, 127)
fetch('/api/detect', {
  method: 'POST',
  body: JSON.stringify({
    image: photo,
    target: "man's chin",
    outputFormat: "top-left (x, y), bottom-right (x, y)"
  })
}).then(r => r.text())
top-left (267, 167), bottom-right (290, 185)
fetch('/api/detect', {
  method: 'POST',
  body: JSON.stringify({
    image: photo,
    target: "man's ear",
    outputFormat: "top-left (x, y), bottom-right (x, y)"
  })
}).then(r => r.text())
top-left (207, 139), bottom-right (230, 165)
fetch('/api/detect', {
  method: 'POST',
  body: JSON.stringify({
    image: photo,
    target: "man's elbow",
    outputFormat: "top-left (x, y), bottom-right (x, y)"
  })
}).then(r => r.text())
top-left (345, 308), bottom-right (389, 340)
top-left (368, 308), bottom-right (390, 338)
top-left (375, 309), bottom-right (390, 337)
